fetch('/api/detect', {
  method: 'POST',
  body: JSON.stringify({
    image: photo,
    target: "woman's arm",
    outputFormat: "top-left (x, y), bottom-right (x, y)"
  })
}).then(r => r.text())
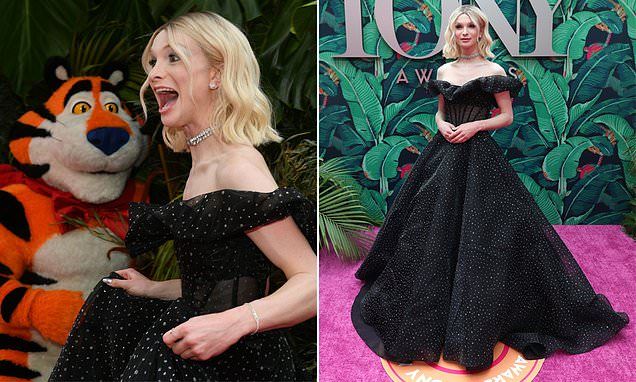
top-left (471, 90), bottom-right (514, 132)
top-left (432, 65), bottom-right (457, 142)
top-left (149, 278), bottom-right (182, 300)
top-left (105, 269), bottom-right (181, 300)
top-left (236, 216), bottom-right (317, 332)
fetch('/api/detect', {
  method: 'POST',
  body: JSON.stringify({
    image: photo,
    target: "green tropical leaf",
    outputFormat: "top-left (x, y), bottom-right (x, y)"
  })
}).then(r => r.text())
top-left (335, 124), bottom-right (369, 155)
top-left (593, 114), bottom-right (636, 188)
top-left (362, 20), bottom-right (394, 59)
top-left (567, 98), bottom-right (634, 137)
top-left (320, 105), bottom-right (350, 150)
top-left (362, 135), bottom-right (411, 182)
top-left (321, 52), bottom-right (384, 143)
top-left (407, 113), bottom-right (437, 136)
top-left (394, 9), bottom-right (432, 34)
top-left (492, 106), bottom-right (535, 149)
top-left (319, 157), bottom-right (377, 260)
top-left (563, 164), bottom-right (623, 219)
top-left (569, 44), bottom-right (631, 104)
top-left (514, 60), bottom-right (568, 144)
top-left (382, 91), bottom-right (415, 134)
top-left (615, 0), bottom-right (636, 63)
top-left (510, 156), bottom-right (543, 175)
top-left (518, 173), bottom-right (563, 224)
top-left (553, 11), bottom-right (602, 60)
top-left (568, 93), bottom-right (602, 128)
top-left (597, 10), bottom-right (624, 34)
top-left (360, 188), bottom-right (386, 222)
top-left (588, 135), bottom-right (614, 156)
top-left (564, 206), bottom-right (595, 225)
top-left (543, 136), bottom-right (594, 181)
top-left (0, 0), bottom-right (88, 95)
top-left (388, 97), bottom-right (436, 136)
top-left (584, 211), bottom-right (627, 225)
top-left (600, 181), bottom-right (631, 211)
top-left (405, 134), bottom-right (428, 153)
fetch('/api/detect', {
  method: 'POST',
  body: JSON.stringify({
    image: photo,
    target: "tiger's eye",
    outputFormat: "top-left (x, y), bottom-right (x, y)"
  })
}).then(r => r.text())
top-left (105, 103), bottom-right (119, 113)
top-left (72, 102), bottom-right (91, 114)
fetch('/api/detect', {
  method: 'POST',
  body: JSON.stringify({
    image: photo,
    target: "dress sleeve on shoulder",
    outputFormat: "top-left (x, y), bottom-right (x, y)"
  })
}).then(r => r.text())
top-left (221, 188), bottom-right (317, 247)
top-left (479, 75), bottom-right (523, 98)
top-left (124, 202), bottom-right (173, 257)
top-left (426, 80), bottom-right (442, 96)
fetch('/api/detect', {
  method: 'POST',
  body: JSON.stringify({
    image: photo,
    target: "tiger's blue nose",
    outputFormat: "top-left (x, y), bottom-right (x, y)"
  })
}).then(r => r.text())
top-left (87, 127), bottom-right (130, 156)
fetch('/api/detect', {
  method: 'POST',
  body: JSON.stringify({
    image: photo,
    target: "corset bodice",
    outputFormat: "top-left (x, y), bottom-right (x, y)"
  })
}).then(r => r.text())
top-left (426, 74), bottom-right (523, 125)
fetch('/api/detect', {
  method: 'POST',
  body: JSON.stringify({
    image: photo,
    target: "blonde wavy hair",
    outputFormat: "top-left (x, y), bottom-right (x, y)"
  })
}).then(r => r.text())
top-left (139, 11), bottom-right (282, 153)
top-left (442, 5), bottom-right (495, 59)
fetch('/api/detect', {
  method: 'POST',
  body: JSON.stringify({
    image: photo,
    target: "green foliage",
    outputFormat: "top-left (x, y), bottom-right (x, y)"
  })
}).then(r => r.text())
top-left (319, 156), bottom-right (380, 261)
top-left (0, 0), bottom-right (88, 95)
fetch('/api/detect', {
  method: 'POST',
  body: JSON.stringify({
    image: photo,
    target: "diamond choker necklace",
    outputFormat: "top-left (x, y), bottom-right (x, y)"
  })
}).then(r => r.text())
top-left (459, 52), bottom-right (482, 59)
top-left (187, 125), bottom-right (216, 146)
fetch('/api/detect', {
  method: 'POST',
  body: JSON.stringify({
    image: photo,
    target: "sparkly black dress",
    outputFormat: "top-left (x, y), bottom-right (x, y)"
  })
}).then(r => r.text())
top-left (351, 74), bottom-right (629, 371)
top-left (50, 187), bottom-right (316, 381)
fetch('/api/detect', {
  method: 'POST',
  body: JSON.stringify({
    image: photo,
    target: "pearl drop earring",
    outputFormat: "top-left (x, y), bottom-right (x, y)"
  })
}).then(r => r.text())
top-left (209, 82), bottom-right (218, 90)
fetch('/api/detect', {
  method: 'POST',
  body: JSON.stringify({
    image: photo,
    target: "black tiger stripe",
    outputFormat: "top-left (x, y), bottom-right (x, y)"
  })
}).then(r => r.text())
top-left (0, 334), bottom-right (46, 352)
top-left (31, 104), bottom-right (56, 123)
top-left (18, 270), bottom-right (57, 286)
top-left (0, 360), bottom-right (41, 378)
top-left (101, 80), bottom-right (118, 94)
top-left (0, 190), bottom-right (31, 241)
top-left (12, 162), bottom-right (50, 179)
top-left (64, 80), bottom-right (92, 106)
top-left (0, 262), bottom-right (12, 276)
top-left (0, 275), bottom-right (8, 287)
top-left (10, 122), bottom-right (52, 140)
top-left (1, 287), bottom-right (27, 323)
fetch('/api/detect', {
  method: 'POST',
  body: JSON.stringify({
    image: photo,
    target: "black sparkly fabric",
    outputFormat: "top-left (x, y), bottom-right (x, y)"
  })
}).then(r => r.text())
top-left (50, 187), bottom-right (316, 381)
top-left (351, 74), bottom-right (629, 371)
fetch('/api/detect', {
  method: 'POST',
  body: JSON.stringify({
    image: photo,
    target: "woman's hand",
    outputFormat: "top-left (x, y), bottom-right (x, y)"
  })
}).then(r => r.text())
top-left (448, 121), bottom-right (481, 144)
top-left (437, 120), bottom-right (456, 142)
top-left (102, 268), bottom-right (165, 299)
top-left (162, 304), bottom-right (254, 361)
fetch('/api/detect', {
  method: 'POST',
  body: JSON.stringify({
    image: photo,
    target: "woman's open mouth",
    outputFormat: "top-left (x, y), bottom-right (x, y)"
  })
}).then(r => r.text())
top-left (155, 87), bottom-right (179, 114)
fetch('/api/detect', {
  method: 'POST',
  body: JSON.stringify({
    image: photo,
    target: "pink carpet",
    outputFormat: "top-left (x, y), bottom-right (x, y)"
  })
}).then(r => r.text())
top-left (319, 225), bottom-right (635, 382)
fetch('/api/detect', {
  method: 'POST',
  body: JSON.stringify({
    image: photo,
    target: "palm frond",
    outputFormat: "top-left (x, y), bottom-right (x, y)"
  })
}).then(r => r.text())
top-left (319, 157), bottom-right (376, 261)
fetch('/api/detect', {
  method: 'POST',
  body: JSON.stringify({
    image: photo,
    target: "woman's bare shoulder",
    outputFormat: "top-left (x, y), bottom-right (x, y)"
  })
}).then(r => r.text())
top-left (436, 63), bottom-right (451, 79)
top-left (488, 62), bottom-right (507, 76)
top-left (216, 146), bottom-right (278, 192)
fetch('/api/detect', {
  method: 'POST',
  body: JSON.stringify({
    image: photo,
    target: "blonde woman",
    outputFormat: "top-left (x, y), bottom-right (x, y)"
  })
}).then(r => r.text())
top-left (351, 4), bottom-right (628, 372)
top-left (50, 11), bottom-right (316, 381)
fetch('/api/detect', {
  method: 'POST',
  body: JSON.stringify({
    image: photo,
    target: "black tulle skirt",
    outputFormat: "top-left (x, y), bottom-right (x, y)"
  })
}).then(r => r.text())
top-left (352, 131), bottom-right (629, 370)
top-left (49, 272), bottom-right (295, 381)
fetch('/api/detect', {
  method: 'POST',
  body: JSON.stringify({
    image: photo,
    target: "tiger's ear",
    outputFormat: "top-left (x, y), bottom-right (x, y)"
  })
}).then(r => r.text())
top-left (100, 62), bottom-right (129, 89)
top-left (44, 57), bottom-right (72, 90)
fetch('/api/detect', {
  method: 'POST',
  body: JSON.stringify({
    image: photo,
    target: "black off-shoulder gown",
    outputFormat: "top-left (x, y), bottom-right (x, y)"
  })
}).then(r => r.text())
top-left (50, 187), bottom-right (316, 381)
top-left (351, 74), bottom-right (629, 371)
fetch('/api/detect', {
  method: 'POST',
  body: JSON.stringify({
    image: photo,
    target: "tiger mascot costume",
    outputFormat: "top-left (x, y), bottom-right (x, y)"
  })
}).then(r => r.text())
top-left (0, 57), bottom-right (150, 380)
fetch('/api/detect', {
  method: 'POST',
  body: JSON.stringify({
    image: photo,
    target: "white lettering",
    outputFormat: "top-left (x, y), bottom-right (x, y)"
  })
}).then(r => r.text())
top-left (415, 69), bottom-right (431, 84)
top-left (396, 69), bottom-right (409, 84)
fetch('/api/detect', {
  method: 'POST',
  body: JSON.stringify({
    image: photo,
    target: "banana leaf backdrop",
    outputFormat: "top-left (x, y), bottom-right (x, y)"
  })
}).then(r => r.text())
top-left (320, 0), bottom-right (636, 228)
top-left (0, 0), bottom-right (317, 379)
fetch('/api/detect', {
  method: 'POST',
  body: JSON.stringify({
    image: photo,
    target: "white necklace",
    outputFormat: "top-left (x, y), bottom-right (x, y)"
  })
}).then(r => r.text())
top-left (187, 125), bottom-right (216, 146)
top-left (459, 52), bottom-right (482, 59)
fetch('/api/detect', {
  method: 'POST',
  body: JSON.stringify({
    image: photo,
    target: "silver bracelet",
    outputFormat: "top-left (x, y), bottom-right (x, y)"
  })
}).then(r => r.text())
top-left (245, 302), bottom-right (260, 335)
